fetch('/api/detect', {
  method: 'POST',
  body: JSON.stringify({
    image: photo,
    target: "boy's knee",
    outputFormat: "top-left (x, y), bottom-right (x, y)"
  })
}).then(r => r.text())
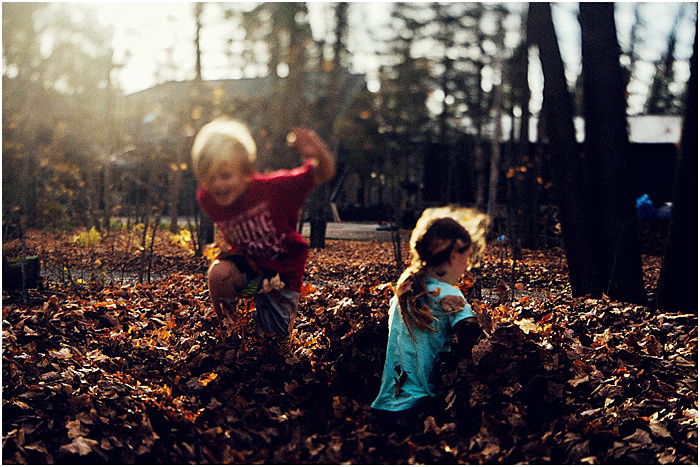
top-left (208, 259), bottom-right (244, 291)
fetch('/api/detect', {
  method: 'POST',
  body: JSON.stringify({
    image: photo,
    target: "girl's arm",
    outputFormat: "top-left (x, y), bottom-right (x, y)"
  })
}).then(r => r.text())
top-left (454, 316), bottom-right (483, 355)
top-left (289, 127), bottom-right (336, 185)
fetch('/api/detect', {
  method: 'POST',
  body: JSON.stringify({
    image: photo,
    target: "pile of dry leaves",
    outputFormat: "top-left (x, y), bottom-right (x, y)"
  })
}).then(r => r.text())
top-left (2, 231), bottom-right (697, 464)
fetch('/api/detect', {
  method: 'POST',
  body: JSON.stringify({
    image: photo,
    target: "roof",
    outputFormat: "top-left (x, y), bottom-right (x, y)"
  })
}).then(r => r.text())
top-left (125, 72), bottom-right (365, 109)
top-left (479, 115), bottom-right (683, 144)
top-left (123, 72), bottom-right (366, 144)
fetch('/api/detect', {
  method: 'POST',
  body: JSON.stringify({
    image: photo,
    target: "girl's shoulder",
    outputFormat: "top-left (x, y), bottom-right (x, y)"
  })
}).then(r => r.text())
top-left (425, 277), bottom-right (463, 299)
top-left (425, 278), bottom-right (471, 318)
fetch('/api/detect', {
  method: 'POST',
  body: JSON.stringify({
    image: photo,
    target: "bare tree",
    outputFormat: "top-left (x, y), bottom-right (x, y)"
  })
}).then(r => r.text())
top-left (580, 2), bottom-right (646, 304)
top-left (529, 2), bottom-right (601, 297)
top-left (191, 3), bottom-right (215, 249)
top-left (309, 2), bottom-right (349, 248)
top-left (657, 26), bottom-right (698, 311)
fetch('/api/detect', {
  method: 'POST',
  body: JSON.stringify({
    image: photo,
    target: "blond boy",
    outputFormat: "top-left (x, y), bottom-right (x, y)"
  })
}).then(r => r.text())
top-left (192, 119), bottom-right (335, 346)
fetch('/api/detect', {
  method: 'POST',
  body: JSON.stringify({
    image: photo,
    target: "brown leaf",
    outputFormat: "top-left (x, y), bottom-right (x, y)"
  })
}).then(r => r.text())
top-left (494, 279), bottom-right (509, 304)
top-left (60, 436), bottom-right (97, 456)
top-left (69, 394), bottom-right (93, 411)
top-left (49, 347), bottom-right (73, 359)
top-left (11, 399), bottom-right (31, 410)
top-left (42, 295), bottom-right (60, 311)
top-left (66, 419), bottom-right (88, 439)
top-left (657, 448), bottom-right (676, 464)
top-left (423, 416), bottom-right (456, 435)
top-left (439, 295), bottom-right (466, 313)
top-left (40, 371), bottom-right (60, 381)
top-left (480, 443), bottom-right (501, 459)
top-left (568, 374), bottom-right (590, 388)
top-left (623, 429), bottom-right (653, 445)
top-left (648, 419), bottom-right (672, 438)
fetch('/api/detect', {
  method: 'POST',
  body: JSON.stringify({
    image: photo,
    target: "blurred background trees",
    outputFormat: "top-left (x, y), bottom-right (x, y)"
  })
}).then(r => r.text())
top-left (3, 3), bottom-right (117, 231)
top-left (3, 2), bottom-right (697, 305)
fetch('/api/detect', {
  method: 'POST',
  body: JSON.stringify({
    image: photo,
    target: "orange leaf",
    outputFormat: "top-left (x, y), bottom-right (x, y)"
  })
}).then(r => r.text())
top-left (156, 327), bottom-right (171, 340)
top-left (198, 372), bottom-right (218, 387)
top-left (203, 245), bottom-right (221, 261)
top-left (300, 283), bottom-right (316, 298)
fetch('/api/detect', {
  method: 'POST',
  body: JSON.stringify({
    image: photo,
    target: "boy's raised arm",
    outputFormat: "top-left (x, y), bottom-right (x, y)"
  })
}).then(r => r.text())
top-left (289, 128), bottom-right (336, 185)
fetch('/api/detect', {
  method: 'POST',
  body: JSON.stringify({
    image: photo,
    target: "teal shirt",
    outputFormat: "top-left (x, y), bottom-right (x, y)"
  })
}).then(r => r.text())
top-left (371, 277), bottom-right (473, 412)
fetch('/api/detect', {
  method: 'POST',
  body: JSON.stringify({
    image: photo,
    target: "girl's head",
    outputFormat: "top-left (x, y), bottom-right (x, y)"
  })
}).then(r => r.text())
top-left (412, 217), bottom-right (471, 276)
top-left (191, 118), bottom-right (257, 185)
top-left (409, 205), bottom-right (489, 273)
top-left (396, 216), bottom-right (473, 337)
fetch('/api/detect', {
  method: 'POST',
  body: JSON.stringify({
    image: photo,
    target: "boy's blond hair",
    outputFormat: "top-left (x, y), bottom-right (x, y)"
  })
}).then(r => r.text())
top-left (191, 118), bottom-right (257, 183)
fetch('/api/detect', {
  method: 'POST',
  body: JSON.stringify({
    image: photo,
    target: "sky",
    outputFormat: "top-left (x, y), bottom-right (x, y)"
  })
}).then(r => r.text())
top-left (83, 1), bottom-right (697, 116)
top-left (90, 2), bottom-right (393, 93)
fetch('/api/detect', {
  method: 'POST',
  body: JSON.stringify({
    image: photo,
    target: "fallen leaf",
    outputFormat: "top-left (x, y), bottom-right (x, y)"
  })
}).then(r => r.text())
top-left (198, 372), bottom-right (218, 387)
top-left (60, 437), bottom-right (97, 456)
top-left (65, 419), bottom-right (88, 439)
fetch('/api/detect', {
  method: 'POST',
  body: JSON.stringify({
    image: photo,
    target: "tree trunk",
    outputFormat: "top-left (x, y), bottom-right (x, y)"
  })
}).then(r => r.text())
top-left (194, 3), bottom-right (203, 81)
top-left (309, 2), bottom-right (347, 249)
top-left (169, 133), bottom-right (190, 233)
top-left (517, 34), bottom-right (538, 250)
top-left (192, 3), bottom-right (213, 251)
top-left (506, 33), bottom-right (534, 253)
top-left (505, 105), bottom-right (523, 260)
top-left (438, 55), bottom-right (454, 203)
top-left (487, 84), bottom-right (502, 223)
top-left (657, 26), bottom-right (698, 311)
top-left (473, 57), bottom-right (487, 210)
top-left (102, 58), bottom-right (115, 231)
top-left (580, 2), bottom-right (647, 304)
top-left (529, 2), bottom-right (601, 297)
top-left (168, 164), bottom-right (183, 233)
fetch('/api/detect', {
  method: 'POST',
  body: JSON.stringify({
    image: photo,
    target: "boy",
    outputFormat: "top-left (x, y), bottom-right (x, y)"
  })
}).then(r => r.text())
top-left (191, 118), bottom-right (335, 350)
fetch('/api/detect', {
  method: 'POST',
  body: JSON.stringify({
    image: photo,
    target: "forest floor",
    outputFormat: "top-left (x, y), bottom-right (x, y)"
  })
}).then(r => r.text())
top-left (2, 228), bottom-right (697, 464)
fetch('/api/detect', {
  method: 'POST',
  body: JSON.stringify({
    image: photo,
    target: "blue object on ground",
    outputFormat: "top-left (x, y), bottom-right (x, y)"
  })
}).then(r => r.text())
top-left (636, 194), bottom-right (656, 220)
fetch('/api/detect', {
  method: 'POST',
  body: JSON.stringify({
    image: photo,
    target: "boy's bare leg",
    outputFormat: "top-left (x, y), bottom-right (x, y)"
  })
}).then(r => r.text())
top-left (207, 259), bottom-right (244, 338)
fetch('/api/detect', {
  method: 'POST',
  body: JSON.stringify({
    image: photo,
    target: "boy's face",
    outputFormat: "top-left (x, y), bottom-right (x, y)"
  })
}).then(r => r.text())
top-left (204, 159), bottom-right (250, 206)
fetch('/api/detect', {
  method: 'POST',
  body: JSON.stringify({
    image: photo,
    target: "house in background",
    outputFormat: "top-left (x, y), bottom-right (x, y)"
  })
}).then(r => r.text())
top-left (111, 72), bottom-right (366, 218)
top-left (112, 73), bottom-right (683, 223)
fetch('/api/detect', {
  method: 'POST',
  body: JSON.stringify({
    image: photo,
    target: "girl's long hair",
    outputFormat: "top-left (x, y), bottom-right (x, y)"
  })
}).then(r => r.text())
top-left (396, 217), bottom-right (471, 339)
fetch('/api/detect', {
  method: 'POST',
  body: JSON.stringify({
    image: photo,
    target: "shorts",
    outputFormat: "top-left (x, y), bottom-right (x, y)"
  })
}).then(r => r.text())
top-left (221, 255), bottom-right (299, 338)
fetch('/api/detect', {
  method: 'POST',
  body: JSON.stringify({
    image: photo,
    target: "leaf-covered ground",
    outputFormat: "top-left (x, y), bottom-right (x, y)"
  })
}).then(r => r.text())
top-left (2, 229), bottom-right (697, 464)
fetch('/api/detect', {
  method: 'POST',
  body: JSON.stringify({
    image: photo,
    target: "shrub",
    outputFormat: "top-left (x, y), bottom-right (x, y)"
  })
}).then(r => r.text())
top-left (73, 227), bottom-right (102, 247)
top-left (170, 229), bottom-right (193, 249)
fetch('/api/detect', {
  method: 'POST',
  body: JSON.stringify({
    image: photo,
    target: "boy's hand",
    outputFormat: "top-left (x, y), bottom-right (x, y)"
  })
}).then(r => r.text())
top-left (288, 127), bottom-right (336, 185)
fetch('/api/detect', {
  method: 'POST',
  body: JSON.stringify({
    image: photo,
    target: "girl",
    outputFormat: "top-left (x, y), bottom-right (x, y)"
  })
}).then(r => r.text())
top-left (371, 210), bottom-right (485, 432)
